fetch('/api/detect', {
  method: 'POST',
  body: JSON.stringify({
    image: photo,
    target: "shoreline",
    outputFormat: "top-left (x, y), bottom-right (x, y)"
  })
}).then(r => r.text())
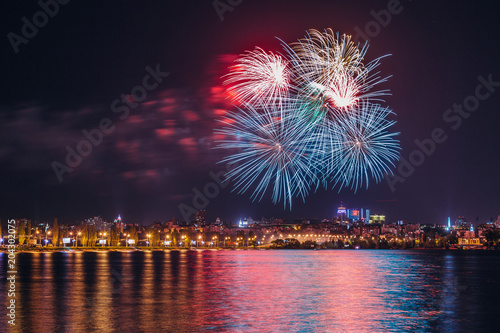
top-left (1, 246), bottom-right (497, 253)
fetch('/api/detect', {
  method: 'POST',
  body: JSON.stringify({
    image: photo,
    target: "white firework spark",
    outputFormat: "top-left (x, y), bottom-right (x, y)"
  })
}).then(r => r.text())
top-left (224, 47), bottom-right (291, 107)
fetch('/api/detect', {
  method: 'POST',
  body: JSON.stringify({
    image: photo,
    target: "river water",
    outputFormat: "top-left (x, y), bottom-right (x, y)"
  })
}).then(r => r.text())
top-left (1, 249), bottom-right (499, 332)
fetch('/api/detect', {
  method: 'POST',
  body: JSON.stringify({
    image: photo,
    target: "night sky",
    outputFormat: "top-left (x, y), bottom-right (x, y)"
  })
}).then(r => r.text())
top-left (1, 0), bottom-right (500, 225)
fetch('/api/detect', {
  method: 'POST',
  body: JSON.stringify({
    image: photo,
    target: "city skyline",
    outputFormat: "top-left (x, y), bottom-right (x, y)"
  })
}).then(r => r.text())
top-left (5, 208), bottom-right (498, 228)
top-left (1, 0), bottom-right (500, 226)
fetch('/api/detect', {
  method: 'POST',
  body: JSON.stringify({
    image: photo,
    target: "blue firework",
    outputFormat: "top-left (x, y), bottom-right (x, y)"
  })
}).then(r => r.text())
top-left (324, 102), bottom-right (401, 190)
top-left (215, 102), bottom-right (322, 209)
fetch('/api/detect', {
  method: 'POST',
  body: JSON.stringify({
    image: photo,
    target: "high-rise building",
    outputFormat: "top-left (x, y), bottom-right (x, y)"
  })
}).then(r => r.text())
top-left (455, 216), bottom-right (467, 228)
top-left (348, 209), bottom-right (360, 221)
top-left (114, 215), bottom-right (124, 233)
top-left (337, 204), bottom-right (347, 222)
top-left (337, 203), bottom-right (372, 223)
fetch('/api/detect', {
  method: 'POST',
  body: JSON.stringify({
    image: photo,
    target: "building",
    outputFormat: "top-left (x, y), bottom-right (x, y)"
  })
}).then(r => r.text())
top-left (348, 209), bottom-right (360, 221)
top-left (113, 215), bottom-right (124, 233)
top-left (193, 210), bottom-right (206, 226)
top-left (337, 203), bottom-right (373, 224)
top-left (363, 209), bottom-right (370, 224)
top-left (455, 216), bottom-right (467, 228)
top-left (457, 237), bottom-right (482, 247)
top-left (83, 216), bottom-right (111, 231)
top-left (370, 215), bottom-right (386, 224)
top-left (239, 218), bottom-right (249, 228)
top-left (337, 204), bottom-right (347, 222)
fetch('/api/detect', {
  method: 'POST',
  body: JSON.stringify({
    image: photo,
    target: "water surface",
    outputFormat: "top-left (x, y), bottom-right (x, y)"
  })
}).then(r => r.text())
top-left (1, 250), bottom-right (499, 332)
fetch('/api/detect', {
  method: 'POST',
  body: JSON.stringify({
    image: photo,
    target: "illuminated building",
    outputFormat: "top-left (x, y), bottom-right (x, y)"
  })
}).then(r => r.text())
top-left (457, 237), bottom-right (482, 246)
top-left (370, 215), bottom-right (386, 224)
top-left (337, 203), bottom-right (371, 224)
top-left (337, 204), bottom-right (347, 222)
top-left (348, 209), bottom-right (360, 221)
top-left (455, 216), bottom-right (467, 228)
top-left (239, 218), bottom-right (249, 228)
top-left (458, 224), bottom-right (482, 247)
top-left (113, 215), bottom-right (124, 233)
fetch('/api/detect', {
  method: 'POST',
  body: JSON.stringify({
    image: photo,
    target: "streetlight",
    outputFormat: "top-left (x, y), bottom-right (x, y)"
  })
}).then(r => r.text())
top-left (125, 233), bottom-right (130, 247)
top-left (99, 232), bottom-right (106, 247)
top-left (76, 232), bottom-right (81, 248)
top-left (197, 235), bottom-right (202, 247)
top-left (147, 234), bottom-right (151, 248)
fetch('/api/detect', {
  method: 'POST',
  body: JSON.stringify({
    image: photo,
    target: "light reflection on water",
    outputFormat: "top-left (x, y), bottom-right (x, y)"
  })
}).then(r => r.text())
top-left (1, 250), bottom-right (499, 332)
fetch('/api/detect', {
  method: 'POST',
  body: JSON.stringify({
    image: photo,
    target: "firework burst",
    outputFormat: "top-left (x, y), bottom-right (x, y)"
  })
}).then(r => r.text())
top-left (223, 47), bottom-right (291, 107)
top-left (283, 29), bottom-right (391, 117)
top-left (325, 102), bottom-right (400, 190)
top-left (286, 29), bottom-right (367, 86)
top-left (216, 28), bottom-right (400, 209)
top-left (215, 103), bottom-right (321, 209)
